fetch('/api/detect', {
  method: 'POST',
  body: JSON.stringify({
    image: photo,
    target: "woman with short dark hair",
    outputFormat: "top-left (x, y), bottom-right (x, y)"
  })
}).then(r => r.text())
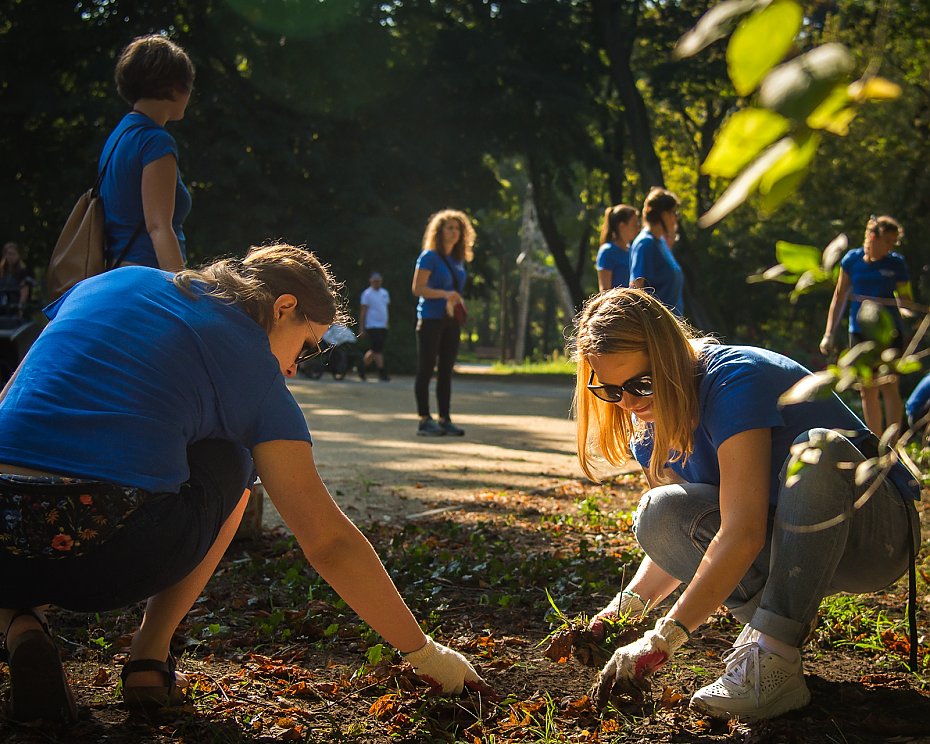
top-left (100, 34), bottom-right (196, 272)
top-left (628, 187), bottom-right (684, 315)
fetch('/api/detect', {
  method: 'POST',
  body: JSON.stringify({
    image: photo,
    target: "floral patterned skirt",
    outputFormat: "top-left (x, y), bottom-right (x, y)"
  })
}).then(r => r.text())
top-left (0, 474), bottom-right (151, 559)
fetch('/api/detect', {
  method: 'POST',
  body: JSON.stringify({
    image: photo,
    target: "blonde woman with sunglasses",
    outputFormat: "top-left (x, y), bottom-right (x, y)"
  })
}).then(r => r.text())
top-left (573, 288), bottom-right (918, 721)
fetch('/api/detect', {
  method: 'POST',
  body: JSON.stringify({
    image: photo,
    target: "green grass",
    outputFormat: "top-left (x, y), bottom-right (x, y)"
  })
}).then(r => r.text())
top-left (488, 358), bottom-right (576, 375)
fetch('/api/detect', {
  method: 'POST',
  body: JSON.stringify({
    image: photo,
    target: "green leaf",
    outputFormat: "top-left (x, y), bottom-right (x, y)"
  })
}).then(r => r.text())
top-left (848, 76), bottom-right (903, 102)
top-left (366, 643), bottom-right (384, 665)
top-left (727, 0), bottom-right (803, 96)
top-left (775, 241), bottom-right (821, 273)
top-left (674, 0), bottom-right (766, 59)
top-left (806, 83), bottom-right (856, 134)
top-left (758, 131), bottom-right (821, 210)
top-left (701, 108), bottom-right (790, 178)
top-left (759, 43), bottom-right (855, 120)
top-left (856, 300), bottom-right (896, 347)
top-left (896, 357), bottom-right (923, 375)
top-left (779, 369), bottom-right (838, 406)
top-left (821, 233), bottom-right (848, 271)
top-left (698, 136), bottom-right (794, 227)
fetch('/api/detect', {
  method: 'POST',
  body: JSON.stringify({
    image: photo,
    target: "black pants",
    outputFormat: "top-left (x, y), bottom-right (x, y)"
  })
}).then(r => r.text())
top-left (415, 317), bottom-right (460, 419)
top-left (0, 440), bottom-right (251, 611)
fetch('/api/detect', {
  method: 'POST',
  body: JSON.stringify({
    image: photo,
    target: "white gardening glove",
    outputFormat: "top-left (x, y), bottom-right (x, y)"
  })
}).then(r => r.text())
top-left (403, 636), bottom-right (486, 694)
top-left (819, 333), bottom-right (836, 357)
top-left (592, 616), bottom-right (689, 709)
top-left (588, 590), bottom-right (648, 641)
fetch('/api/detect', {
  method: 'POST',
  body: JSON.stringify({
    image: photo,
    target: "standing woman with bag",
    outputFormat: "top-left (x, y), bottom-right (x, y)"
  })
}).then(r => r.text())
top-left (411, 209), bottom-right (475, 437)
top-left (99, 34), bottom-right (194, 273)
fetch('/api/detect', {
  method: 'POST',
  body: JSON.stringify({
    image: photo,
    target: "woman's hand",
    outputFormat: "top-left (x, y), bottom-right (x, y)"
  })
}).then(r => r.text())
top-left (588, 590), bottom-right (648, 641)
top-left (819, 333), bottom-right (836, 356)
top-left (592, 617), bottom-right (689, 708)
top-left (404, 636), bottom-right (490, 695)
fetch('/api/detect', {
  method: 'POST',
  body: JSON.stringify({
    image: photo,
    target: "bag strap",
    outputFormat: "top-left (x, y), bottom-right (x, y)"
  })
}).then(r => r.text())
top-left (438, 253), bottom-right (462, 293)
top-left (96, 119), bottom-right (147, 269)
top-left (94, 120), bottom-right (144, 196)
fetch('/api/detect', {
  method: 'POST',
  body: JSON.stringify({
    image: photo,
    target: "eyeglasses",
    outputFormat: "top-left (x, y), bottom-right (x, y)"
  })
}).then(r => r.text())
top-left (295, 321), bottom-right (326, 366)
top-left (868, 226), bottom-right (882, 236)
top-left (586, 369), bottom-right (654, 402)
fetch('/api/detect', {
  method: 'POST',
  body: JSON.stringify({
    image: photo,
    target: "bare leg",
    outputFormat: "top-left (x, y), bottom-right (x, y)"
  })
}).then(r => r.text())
top-left (879, 379), bottom-right (903, 437)
top-left (859, 385), bottom-right (883, 435)
top-left (125, 488), bottom-right (250, 688)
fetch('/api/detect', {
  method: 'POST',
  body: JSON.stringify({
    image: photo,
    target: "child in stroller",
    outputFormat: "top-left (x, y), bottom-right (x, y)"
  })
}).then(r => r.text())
top-left (300, 323), bottom-right (360, 380)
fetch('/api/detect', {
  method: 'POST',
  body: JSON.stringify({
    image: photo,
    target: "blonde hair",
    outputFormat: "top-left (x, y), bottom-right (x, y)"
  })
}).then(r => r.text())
top-left (599, 204), bottom-right (638, 245)
top-left (421, 209), bottom-right (476, 262)
top-left (571, 287), bottom-right (713, 484)
top-left (866, 214), bottom-right (903, 245)
top-left (174, 243), bottom-right (349, 331)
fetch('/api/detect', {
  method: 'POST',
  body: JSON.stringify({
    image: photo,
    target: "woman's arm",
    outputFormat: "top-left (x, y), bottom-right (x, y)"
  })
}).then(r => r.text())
top-left (412, 267), bottom-right (461, 304)
top-left (253, 439), bottom-right (427, 653)
top-left (597, 269), bottom-right (612, 292)
top-left (821, 269), bottom-right (851, 352)
top-left (141, 154), bottom-right (185, 272)
top-left (664, 428), bottom-right (771, 633)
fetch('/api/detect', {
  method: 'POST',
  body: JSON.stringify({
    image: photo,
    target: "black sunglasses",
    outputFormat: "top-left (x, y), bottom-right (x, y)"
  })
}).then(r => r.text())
top-left (295, 323), bottom-right (329, 366)
top-left (586, 369), bottom-right (654, 402)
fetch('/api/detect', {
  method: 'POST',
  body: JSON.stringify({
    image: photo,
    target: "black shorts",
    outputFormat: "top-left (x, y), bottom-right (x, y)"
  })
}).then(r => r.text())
top-left (849, 330), bottom-right (903, 354)
top-left (366, 327), bottom-right (388, 353)
top-left (0, 440), bottom-right (251, 611)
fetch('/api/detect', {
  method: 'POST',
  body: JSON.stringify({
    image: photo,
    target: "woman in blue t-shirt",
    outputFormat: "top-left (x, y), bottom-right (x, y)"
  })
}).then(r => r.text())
top-left (411, 209), bottom-right (476, 436)
top-left (596, 204), bottom-right (639, 291)
top-left (820, 215), bottom-right (914, 436)
top-left (628, 187), bottom-right (684, 316)
top-left (0, 245), bottom-right (485, 722)
top-left (99, 35), bottom-right (194, 272)
top-left (572, 288), bottom-right (918, 721)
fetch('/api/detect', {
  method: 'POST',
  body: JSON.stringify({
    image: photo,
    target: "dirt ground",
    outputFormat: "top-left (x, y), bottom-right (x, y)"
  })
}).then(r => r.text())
top-left (2, 369), bottom-right (929, 743)
top-left (265, 368), bottom-right (622, 526)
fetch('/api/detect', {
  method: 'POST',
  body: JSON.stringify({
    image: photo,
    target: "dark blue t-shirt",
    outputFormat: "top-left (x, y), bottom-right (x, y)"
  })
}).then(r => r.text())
top-left (631, 345), bottom-right (919, 503)
top-left (906, 372), bottom-right (930, 425)
top-left (99, 112), bottom-right (192, 267)
top-left (629, 228), bottom-right (684, 316)
top-left (0, 267), bottom-right (311, 493)
top-left (415, 250), bottom-right (466, 320)
top-left (840, 247), bottom-right (909, 334)
top-left (596, 242), bottom-right (630, 288)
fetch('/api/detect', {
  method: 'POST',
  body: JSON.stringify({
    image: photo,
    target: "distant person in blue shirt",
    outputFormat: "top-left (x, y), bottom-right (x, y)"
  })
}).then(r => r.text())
top-left (596, 204), bottom-right (639, 292)
top-left (629, 187), bottom-right (684, 315)
top-left (0, 244), bottom-right (485, 722)
top-left (820, 215), bottom-right (914, 435)
top-left (99, 34), bottom-right (194, 272)
top-left (572, 288), bottom-right (918, 721)
top-left (411, 209), bottom-right (476, 437)
top-left (906, 372), bottom-right (930, 431)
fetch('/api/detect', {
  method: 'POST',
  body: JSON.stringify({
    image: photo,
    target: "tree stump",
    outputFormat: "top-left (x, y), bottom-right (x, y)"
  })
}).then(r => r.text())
top-left (234, 481), bottom-right (265, 541)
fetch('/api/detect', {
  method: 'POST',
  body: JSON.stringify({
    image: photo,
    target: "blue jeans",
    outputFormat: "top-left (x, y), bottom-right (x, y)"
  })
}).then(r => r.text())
top-left (633, 429), bottom-right (919, 646)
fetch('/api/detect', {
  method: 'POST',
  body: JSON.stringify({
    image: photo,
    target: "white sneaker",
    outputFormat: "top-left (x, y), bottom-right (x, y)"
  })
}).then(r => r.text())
top-left (690, 642), bottom-right (811, 720)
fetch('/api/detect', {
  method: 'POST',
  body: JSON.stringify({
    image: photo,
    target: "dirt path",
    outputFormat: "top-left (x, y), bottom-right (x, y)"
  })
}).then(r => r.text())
top-left (261, 369), bottom-right (633, 527)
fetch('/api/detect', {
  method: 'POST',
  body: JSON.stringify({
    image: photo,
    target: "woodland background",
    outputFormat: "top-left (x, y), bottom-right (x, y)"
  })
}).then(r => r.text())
top-left (2, 0), bottom-right (928, 371)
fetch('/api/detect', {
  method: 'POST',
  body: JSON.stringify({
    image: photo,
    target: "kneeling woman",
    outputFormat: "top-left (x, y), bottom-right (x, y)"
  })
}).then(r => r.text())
top-left (0, 244), bottom-right (483, 722)
top-left (573, 288), bottom-right (919, 720)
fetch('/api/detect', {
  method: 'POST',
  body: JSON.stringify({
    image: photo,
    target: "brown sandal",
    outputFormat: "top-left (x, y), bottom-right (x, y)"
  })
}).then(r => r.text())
top-left (5, 609), bottom-right (78, 723)
top-left (120, 654), bottom-right (187, 710)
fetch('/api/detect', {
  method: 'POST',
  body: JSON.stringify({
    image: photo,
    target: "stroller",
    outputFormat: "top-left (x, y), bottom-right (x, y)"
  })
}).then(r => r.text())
top-left (300, 323), bottom-right (359, 380)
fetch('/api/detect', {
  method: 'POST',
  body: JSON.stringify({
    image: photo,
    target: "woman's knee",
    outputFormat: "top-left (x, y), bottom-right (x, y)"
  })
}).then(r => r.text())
top-left (633, 483), bottom-right (719, 553)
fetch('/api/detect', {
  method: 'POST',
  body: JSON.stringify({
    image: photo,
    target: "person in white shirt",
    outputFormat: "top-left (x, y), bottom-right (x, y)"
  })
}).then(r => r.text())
top-left (358, 272), bottom-right (391, 381)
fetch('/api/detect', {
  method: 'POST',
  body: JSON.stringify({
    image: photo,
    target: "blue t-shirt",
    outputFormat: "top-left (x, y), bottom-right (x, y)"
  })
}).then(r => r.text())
top-left (415, 250), bottom-right (466, 320)
top-left (629, 228), bottom-right (684, 316)
top-left (596, 242), bottom-right (630, 288)
top-left (631, 344), bottom-right (919, 503)
top-left (840, 247), bottom-right (909, 334)
top-left (906, 372), bottom-right (930, 424)
top-left (99, 112), bottom-right (192, 267)
top-left (0, 267), bottom-right (311, 493)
